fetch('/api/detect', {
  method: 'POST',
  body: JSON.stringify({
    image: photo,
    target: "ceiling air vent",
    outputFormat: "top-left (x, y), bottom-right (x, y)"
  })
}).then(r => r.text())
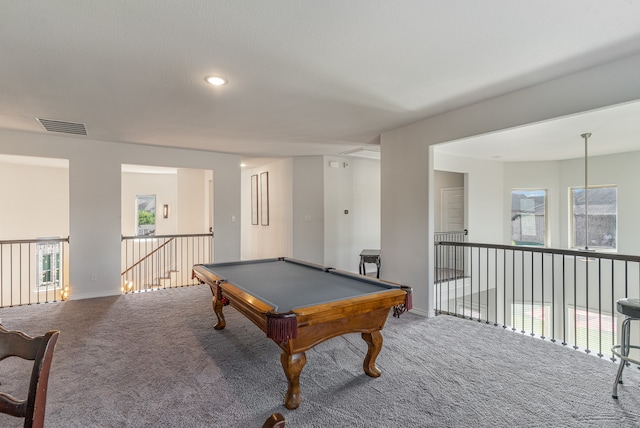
top-left (37, 118), bottom-right (87, 135)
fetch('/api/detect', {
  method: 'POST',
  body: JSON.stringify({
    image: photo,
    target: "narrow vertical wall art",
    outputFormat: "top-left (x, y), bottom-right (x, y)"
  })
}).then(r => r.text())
top-left (260, 171), bottom-right (269, 226)
top-left (251, 174), bottom-right (258, 225)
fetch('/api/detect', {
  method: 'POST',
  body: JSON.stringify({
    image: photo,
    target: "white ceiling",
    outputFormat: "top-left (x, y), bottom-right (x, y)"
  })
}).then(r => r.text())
top-left (2, 1), bottom-right (640, 164)
top-left (435, 100), bottom-right (640, 162)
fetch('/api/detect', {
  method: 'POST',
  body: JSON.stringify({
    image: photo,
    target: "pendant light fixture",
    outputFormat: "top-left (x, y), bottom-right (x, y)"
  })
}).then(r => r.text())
top-left (581, 132), bottom-right (592, 251)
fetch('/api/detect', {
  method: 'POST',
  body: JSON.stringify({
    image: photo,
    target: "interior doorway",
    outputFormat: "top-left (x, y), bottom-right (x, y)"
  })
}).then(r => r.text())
top-left (441, 187), bottom-right (464, 232)
top-left (434, 170), bottom-right (465, 232)
top-left (120, 165), bottom-right (214, 292)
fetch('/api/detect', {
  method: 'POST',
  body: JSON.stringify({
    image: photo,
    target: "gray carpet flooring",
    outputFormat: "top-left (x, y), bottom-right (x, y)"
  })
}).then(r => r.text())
top-left (1, 284), bottom-right (640, 427)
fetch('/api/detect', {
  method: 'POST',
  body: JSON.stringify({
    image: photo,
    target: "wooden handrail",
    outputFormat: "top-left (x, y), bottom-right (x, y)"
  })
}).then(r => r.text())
top-left (121, 232), bottom-right (212, 240)
top-left (121, 237), bottom-right (175, 276)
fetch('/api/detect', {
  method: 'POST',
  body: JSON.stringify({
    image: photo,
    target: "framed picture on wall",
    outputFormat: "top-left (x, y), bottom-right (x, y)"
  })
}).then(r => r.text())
top-left (260, 171), bottom-right (269, 226)
top-left (251, 174), bottom-right (258, 225)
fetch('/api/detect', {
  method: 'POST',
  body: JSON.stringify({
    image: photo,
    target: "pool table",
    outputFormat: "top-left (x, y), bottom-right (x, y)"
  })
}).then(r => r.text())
top-left (192, 257), bottom-right (412, 410)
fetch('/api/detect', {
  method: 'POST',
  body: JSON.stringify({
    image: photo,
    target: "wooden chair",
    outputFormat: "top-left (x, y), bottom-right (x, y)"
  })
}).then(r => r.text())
top-left (262, 412), bottom-right (286, 428)
top-left (0, 326), bottom-right (60, 428)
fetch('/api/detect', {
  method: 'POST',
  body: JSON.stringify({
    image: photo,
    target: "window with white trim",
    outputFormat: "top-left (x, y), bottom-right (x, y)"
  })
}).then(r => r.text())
top-left (136, 194), bottom-right (156, 236)
top-left (511, 189), bottom-right (547, 247)
top-left (570, 186), bottom-right (617, 250)
top-left (37, 240), bottom-right (61, 290)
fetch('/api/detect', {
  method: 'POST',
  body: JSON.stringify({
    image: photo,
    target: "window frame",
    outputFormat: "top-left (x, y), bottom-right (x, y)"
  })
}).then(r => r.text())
top-left (136, 194), bottom-right (157, 237)
top-left (510, 189), bottom-right (548, 247)
top-left (36, 240), bottom-right (62, 291)
top-left (569, 185), bottom-right (617, 251)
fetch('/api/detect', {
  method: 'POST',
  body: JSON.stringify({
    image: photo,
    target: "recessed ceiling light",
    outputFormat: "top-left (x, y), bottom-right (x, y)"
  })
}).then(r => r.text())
top-left (240, 163), bottom-right (247, 167)
top-left (205, 75), bottom-right (228, 86)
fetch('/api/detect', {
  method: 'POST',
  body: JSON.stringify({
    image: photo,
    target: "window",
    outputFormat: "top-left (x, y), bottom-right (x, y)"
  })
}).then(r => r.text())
top-left (567, 306), bottom-right (617, 356)
top-left (571, 186), bottom-right (617, 250)
top-left (136, 195), bottom-right (156, 236)
top-left (37, 240), bottom-right (61, 290)
top-left (511, 189), bottom-right (547, 246)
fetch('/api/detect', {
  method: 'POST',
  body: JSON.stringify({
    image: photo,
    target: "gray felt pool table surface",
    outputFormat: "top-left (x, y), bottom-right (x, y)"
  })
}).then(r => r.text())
top-left (199, 258), bottom-right (398, 312)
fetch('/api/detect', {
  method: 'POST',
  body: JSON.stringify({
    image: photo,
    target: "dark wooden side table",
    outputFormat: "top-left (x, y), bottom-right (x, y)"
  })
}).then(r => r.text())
top-left (359, 249), bottom-right (381, 278)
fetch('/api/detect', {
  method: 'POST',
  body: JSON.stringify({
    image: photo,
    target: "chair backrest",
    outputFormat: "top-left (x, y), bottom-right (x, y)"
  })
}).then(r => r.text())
top-left (0, 326), bottom-right (60, 428)
top-left (262, 412), bottom-right (286, 428)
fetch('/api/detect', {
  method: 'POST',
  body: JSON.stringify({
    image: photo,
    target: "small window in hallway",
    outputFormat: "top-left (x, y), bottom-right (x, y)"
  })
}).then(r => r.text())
top-left (37, 239), bottom-right (61, 290)
top-left (136, 195), bottom-right (156, 236)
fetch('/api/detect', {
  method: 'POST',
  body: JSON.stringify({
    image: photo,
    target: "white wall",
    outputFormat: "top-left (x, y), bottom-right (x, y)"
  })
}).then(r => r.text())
top-left (503, 161), bottom-right (561, 247)
top-left (349, 158), bottom-right (381, 270)
top-left (324, 157), bottom-right (354, 270)
top-left (121, 171), bottom-right (178, 236)
top-left (324, 156), bottom-right (380, 273)
top-left (177, 168), bottom-right (209, 234)
top-left (434, 153), bottom-right (504, 245)
top-left (559, 151), bottom-right (640, 255)
top-left (501, 151), bottom-right (640, 255)
top-left (0, 160), bottom-right (69, 240)
top-left (0, 159), bottom-right (71, 303)
top-left (433, 170), bottom-right (464, 233)
top-left (241, 158), bottom-right (293, 260)
top-left (382, 51), bottom-right (640, 317)
top-left (0, 129), bottom-right (241, 300)
top-left (380, 133), bottom-right (430, 307)
top-left (292, 156), bottom-right (325, 264)
top-left (121, 167), bottom-right (210, 236)
top-left (242, 155), bottom-right (380, 273)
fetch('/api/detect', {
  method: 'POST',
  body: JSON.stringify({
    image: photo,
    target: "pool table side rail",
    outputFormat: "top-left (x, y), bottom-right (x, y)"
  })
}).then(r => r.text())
top-left (197, 257), bottom-right (282, 269)
top-left (285, 289), bottom-right (408, 352)
top-left (193, 264), bottom-right (285, 336)
top-left (196, 259), bottom-right (412, 312)
top-left (293, 288), bottom-right (407, 326)
top-left (327, 268), bottom-right (401, 290)
top-left (193, 263), bottom-right (412, 344)
top-left (327, 268), bottom-right (413, 311)
top-left (216, 284), bottom-right (407, 352)
top-left (198, 257), bottom-right (330, 274)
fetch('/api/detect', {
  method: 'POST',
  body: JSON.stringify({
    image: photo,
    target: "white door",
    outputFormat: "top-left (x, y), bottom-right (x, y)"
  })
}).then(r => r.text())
top-left (440, 187), bottom-right (466, 279)
top-left (441, 187), bottom-right (464, 232)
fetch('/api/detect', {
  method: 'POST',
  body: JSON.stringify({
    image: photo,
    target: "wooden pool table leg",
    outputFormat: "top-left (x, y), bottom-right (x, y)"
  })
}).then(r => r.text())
top-left (212, 295), bottom-right (226, 330)
top-left (280, 350), bottom-right (306, 410)
top-left (362, 331), bottom-right (382, 377)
